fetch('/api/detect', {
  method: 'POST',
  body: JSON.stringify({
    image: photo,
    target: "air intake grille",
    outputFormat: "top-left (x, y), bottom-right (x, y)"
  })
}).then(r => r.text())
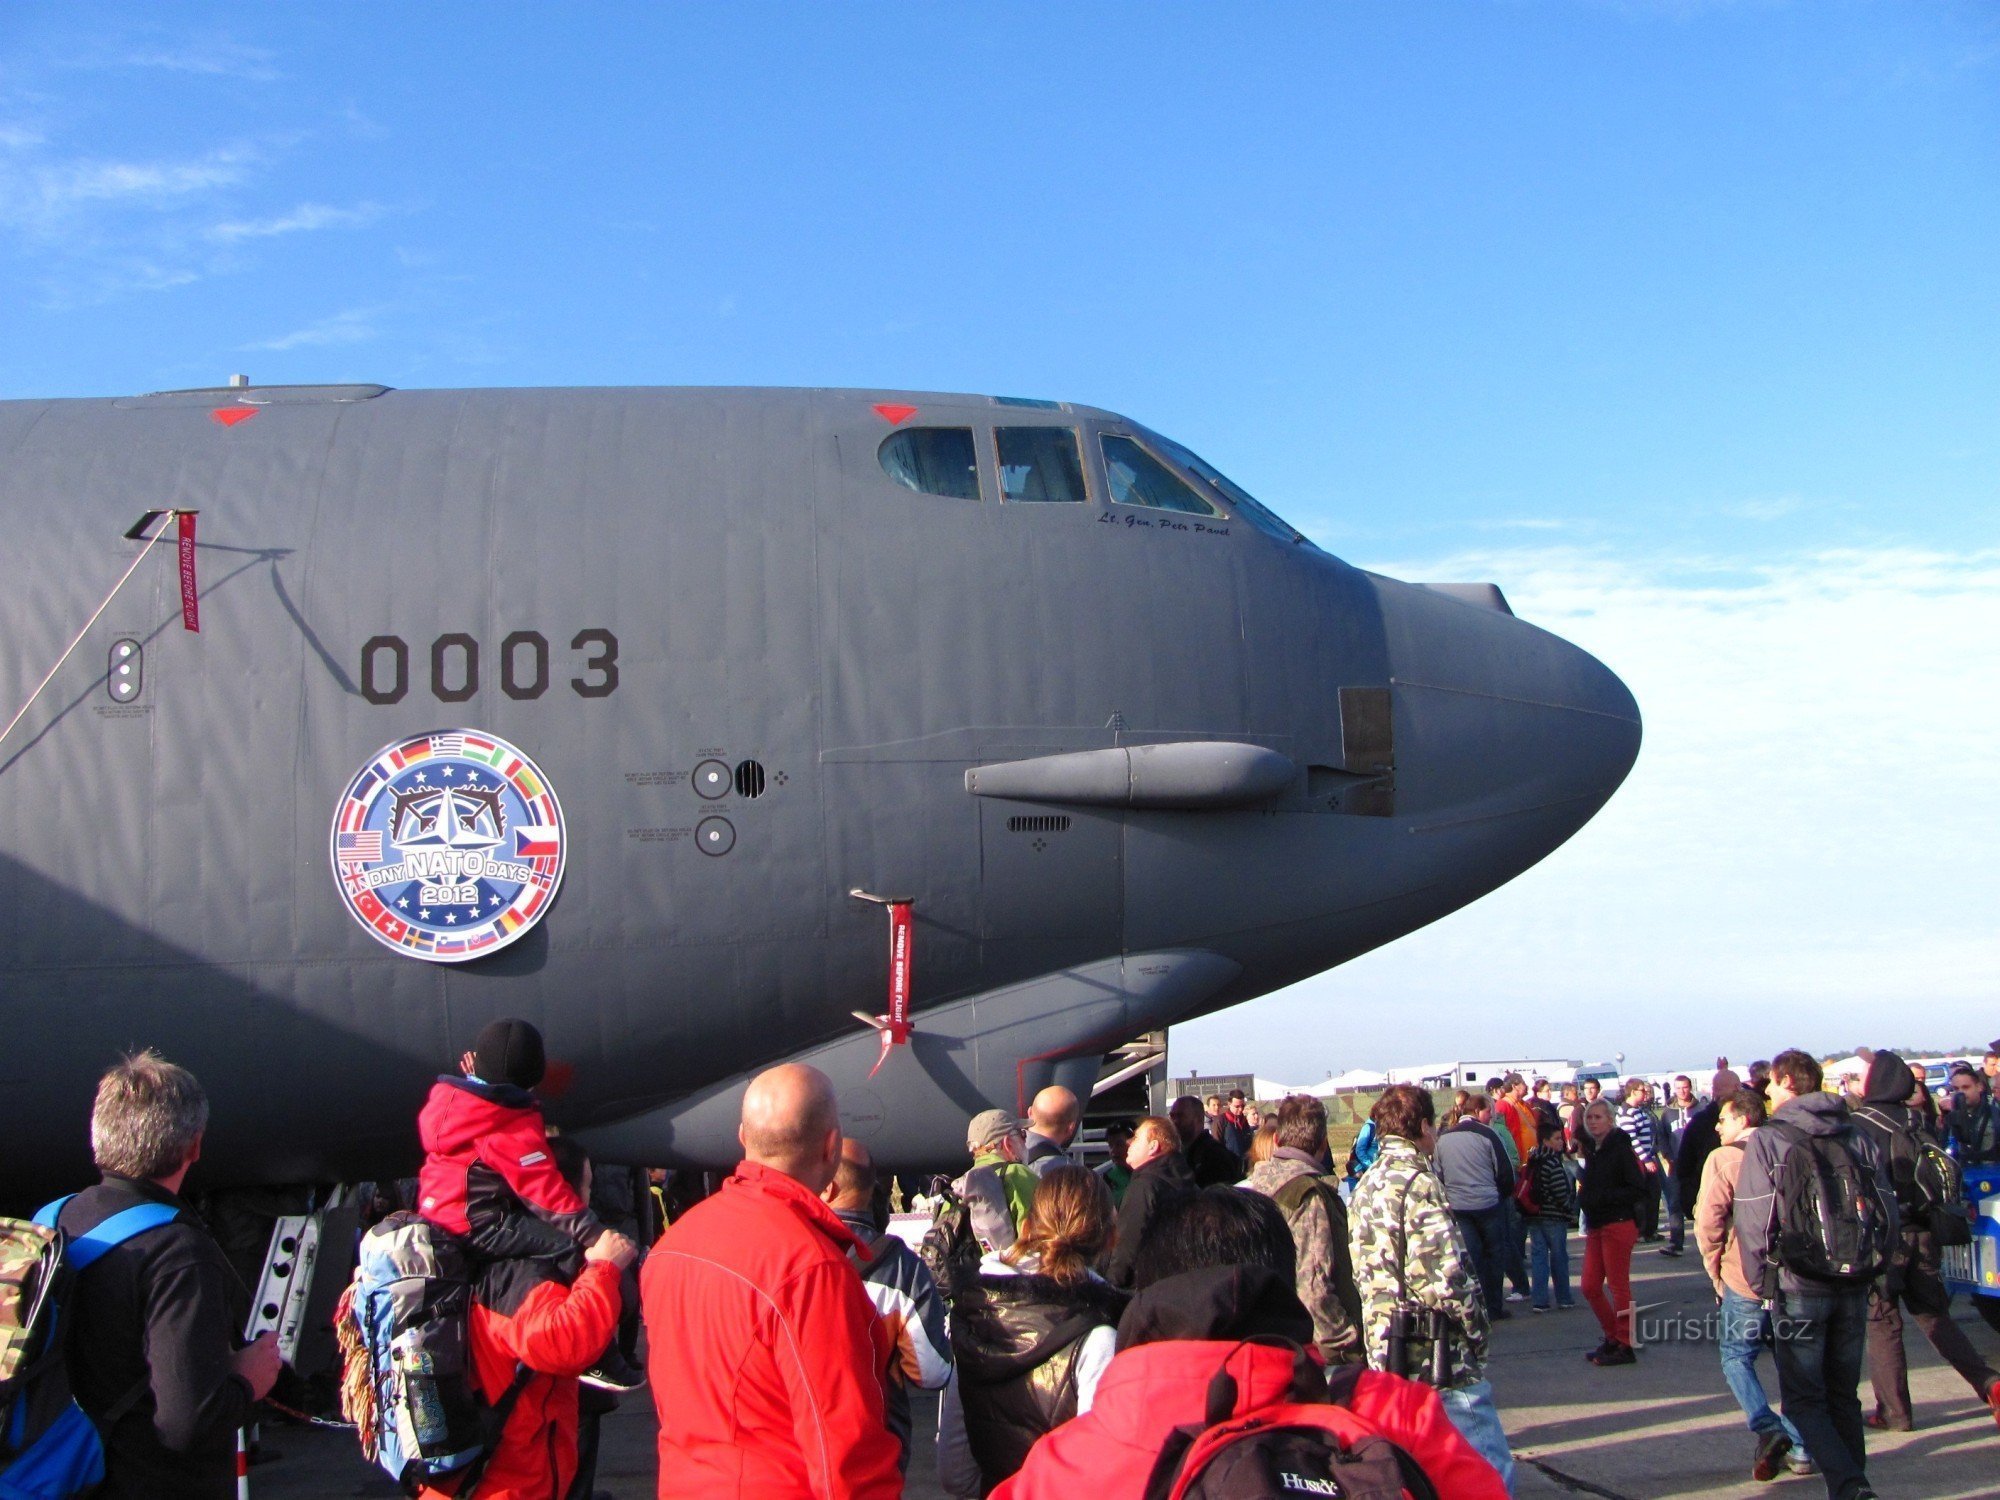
top-left (1007, 815), bottom-right (1071, 833)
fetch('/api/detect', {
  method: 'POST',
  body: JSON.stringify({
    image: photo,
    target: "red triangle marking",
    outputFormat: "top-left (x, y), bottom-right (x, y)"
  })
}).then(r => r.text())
top-left (210, 407), bottom-right (258, 427)
top-left (872, 403), bottom-right (918, 425)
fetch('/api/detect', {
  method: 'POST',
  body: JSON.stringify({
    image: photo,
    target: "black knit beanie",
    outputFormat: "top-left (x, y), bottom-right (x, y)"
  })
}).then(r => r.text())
top-left (473, 1018), bottom-right (546, 1090)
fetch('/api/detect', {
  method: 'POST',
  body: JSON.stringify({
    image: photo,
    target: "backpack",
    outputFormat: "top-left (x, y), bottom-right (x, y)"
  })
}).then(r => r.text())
top-left (1, 1195), bottom-right (179, 1500)
top-left (338, 1212), bottom-right (526, 1492)
top-left (1142, 1347), bottom-right (1440, 1500)
top-left (916, 1177), bottom-right (983, 1305)
top-left (1912, 1136), bottom-right (1972, 1247)
top-left (1855, 1106), bottom-right (1972, 1248)
top-left (1765, 1123), bottom-right (1898, 1289)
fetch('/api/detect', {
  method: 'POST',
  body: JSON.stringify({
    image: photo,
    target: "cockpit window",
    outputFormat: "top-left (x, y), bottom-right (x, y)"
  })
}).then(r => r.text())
top-left (879, 427), bottom-right (981, 500)
top-left (997, 427), bottom-right (1086, 503)
top-left (1100, 435), bottom-right (1220, 517)
top-left (1150, 434), bottom-right (1310, 545)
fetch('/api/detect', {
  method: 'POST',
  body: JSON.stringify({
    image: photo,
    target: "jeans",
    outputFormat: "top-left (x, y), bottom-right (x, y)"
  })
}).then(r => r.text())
top-left (1452, 1206), bottom-right (1506, 1315)
top-left (1719, 1290), bottom-right (1802, 1445)
top-left (1527, 1219), bottom-right (1572, 1308)
top-left (1581, 1220), bottom-right (1637, 1346)
top-left (1440, 1378), bottom-right (1516, 1495)
top-left (1771, 1287), bottom-right (1870, 1500)
top-left (1663, 1170), bottom-right (1685, 1252)
top-left (1501, 1197), bottom-right (1531, 1296)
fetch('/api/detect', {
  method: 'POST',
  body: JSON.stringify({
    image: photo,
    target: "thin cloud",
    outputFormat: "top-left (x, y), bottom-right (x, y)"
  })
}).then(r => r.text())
top-left (207, 201), bottom-right (381, 242)
top-left (116, 43), bottom-right (280, 83)
top-left (245, 307), bottom-right (384, 351)
top-left (6, 145), bottom-right (259, 231)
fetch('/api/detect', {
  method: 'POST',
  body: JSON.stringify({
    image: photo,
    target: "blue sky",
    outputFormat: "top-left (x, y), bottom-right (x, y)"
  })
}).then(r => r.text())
top-left (3, 5), bottom-right (1995, 1076)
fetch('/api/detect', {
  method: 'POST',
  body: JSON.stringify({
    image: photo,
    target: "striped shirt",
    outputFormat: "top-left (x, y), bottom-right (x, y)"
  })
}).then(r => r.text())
top-left (1617, 1104), bottom-right (1657, 1165)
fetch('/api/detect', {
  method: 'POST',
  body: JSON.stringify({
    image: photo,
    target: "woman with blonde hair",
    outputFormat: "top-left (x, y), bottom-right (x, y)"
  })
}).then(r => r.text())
top-left (1577, 1097), bottom-right (1648, 1366)
top-left (1243, 1119), bottom-right (1279, 1172)
top-left (938, 1165), bottom-right (1127, 1496)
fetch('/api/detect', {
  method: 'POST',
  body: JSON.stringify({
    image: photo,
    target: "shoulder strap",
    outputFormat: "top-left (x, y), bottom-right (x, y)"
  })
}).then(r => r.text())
top-left (455, 1363), bottom-right (537, 1497)
top-left (32, 1195), bottom-right (75, 1229)
top-left (66, 1203), bottom-right (182, 1271)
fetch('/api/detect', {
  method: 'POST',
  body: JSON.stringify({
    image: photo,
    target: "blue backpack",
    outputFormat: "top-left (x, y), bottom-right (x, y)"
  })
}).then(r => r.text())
top-left (1, 1196), bottom-right (180, 1500)
top-left (340, 1212), bottom-right (526, 1491)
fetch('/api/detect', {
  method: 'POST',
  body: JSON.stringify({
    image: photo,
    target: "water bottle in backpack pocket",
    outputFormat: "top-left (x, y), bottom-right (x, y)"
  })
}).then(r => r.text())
top-left (339, 1211), bottom-right (522, 1491)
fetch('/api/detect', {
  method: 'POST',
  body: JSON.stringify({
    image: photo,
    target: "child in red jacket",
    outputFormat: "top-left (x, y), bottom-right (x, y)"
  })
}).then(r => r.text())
top-left (417, 1018), bottom-right (642, 1389)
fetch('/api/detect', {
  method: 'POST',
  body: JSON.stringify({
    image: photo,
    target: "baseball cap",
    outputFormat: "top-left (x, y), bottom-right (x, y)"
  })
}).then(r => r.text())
top-left (966, 1108), bottom-right (1021, 1154)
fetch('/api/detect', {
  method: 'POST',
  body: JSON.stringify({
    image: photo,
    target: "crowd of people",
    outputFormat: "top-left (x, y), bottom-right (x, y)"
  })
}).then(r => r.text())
top-left (15, 1031), bottom-right (2000, 1500)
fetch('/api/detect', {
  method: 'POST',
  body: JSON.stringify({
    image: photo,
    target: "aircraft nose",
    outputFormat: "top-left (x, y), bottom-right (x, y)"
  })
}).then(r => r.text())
top-left (1373, 577), bottom-right (1641, 856)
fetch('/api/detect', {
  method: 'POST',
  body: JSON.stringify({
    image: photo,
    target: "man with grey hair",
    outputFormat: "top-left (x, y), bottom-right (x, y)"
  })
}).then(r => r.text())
top-left (55, 1051), bottom-right (281, 1498)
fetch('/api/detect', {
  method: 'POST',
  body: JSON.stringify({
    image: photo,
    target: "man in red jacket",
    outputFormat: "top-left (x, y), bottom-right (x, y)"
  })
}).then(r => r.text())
top-left (421, 1138), bottom-right (637, 1500)
top-left (642, 1064), bottom-right (901, 1500)
top-left (991, 1188), bottom-right (1507, 1500)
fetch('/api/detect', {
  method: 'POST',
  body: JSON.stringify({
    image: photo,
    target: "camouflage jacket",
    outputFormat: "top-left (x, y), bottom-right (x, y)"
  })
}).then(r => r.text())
top-left (1347, 1135), bottom-right (1489, 1388)
top-left (1243, 1151), bottom-right (1364, 1364)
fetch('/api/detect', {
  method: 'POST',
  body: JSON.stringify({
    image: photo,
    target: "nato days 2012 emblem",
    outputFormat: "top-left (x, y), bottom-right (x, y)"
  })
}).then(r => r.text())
top-left (331, 730), bottom-right (565, 962)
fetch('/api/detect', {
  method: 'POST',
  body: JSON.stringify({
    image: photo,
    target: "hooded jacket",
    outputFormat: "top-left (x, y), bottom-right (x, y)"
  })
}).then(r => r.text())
top-left (1734, 1090), bottom-right (1897, 1299)
top-left (640, 1161), bottom-right (901, 1500)
top-left (987, 1266), bottom-right (1506, 1500)
top-left (415, 1256), bottom-right (621, 1500)
top-left (1850, 1051), bottom-right (1932, 1221)
top-left (415, 1075), bottom-right (602, 1246)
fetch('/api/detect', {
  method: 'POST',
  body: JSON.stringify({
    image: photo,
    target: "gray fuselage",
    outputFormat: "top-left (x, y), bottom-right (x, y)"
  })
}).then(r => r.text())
top-left (0, 384), bottom-right (1639, 1202)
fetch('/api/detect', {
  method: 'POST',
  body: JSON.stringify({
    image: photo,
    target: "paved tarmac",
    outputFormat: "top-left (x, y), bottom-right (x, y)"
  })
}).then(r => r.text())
top-left (255, 1248), bottom-right (2000, 1499)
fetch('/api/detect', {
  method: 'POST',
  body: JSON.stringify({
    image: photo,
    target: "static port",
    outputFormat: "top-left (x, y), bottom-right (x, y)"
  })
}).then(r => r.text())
top-left (107, 639), bottom-right (142, 701)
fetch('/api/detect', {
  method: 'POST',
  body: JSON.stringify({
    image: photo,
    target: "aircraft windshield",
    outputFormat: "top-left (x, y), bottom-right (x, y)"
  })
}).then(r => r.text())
top-left (1150, 435), bottom-right (1311, 546)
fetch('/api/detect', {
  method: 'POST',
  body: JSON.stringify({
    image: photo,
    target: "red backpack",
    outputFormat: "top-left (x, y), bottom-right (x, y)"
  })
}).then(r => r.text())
top-left (1141, 1344), bottom-right (1440, 1500)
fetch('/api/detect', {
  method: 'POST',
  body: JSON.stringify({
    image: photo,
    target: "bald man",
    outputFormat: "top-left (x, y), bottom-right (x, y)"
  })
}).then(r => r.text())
top-left (640, 1065), bottom-right (901, 1500)
top-left (822, 1139), bottom-right (952, 1472)
top-left (1022, 1085), bottom-right (1081, 1178)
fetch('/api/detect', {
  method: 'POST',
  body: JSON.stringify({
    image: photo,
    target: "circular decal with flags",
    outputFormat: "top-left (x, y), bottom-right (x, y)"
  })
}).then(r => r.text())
top-left (331, 730), bottom-right (566, 962)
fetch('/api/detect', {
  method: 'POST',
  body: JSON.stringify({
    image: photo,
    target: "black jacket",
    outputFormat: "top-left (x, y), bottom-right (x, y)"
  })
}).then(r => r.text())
top-left (1577, 1129), bottom-right (1648, 1230)
top-left (55, 1176), bottom-right (254, 1500)
top-left (1675, 1101), bottom-right (1724, 1206)
top-left (951, 1269), bottom-right (1125, 1492)
top-left (1851, 1051), bottom-right (1929, 1221)
top-left (1184, 1131), bottom-right (1242, 1190)
top-left (1108, 1150), bottom-right (1198, 1288)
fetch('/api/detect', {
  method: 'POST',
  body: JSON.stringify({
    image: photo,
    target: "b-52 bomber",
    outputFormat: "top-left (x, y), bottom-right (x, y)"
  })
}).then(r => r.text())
top-left (0, 382), bottom-right (1639, 1206)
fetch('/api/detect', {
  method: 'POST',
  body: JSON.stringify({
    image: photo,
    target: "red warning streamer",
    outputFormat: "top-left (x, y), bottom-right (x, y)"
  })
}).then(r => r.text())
top-left (177, 511), bottom-right (200, 633)
top-left (866, 901), bottom-right (915, 1077)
